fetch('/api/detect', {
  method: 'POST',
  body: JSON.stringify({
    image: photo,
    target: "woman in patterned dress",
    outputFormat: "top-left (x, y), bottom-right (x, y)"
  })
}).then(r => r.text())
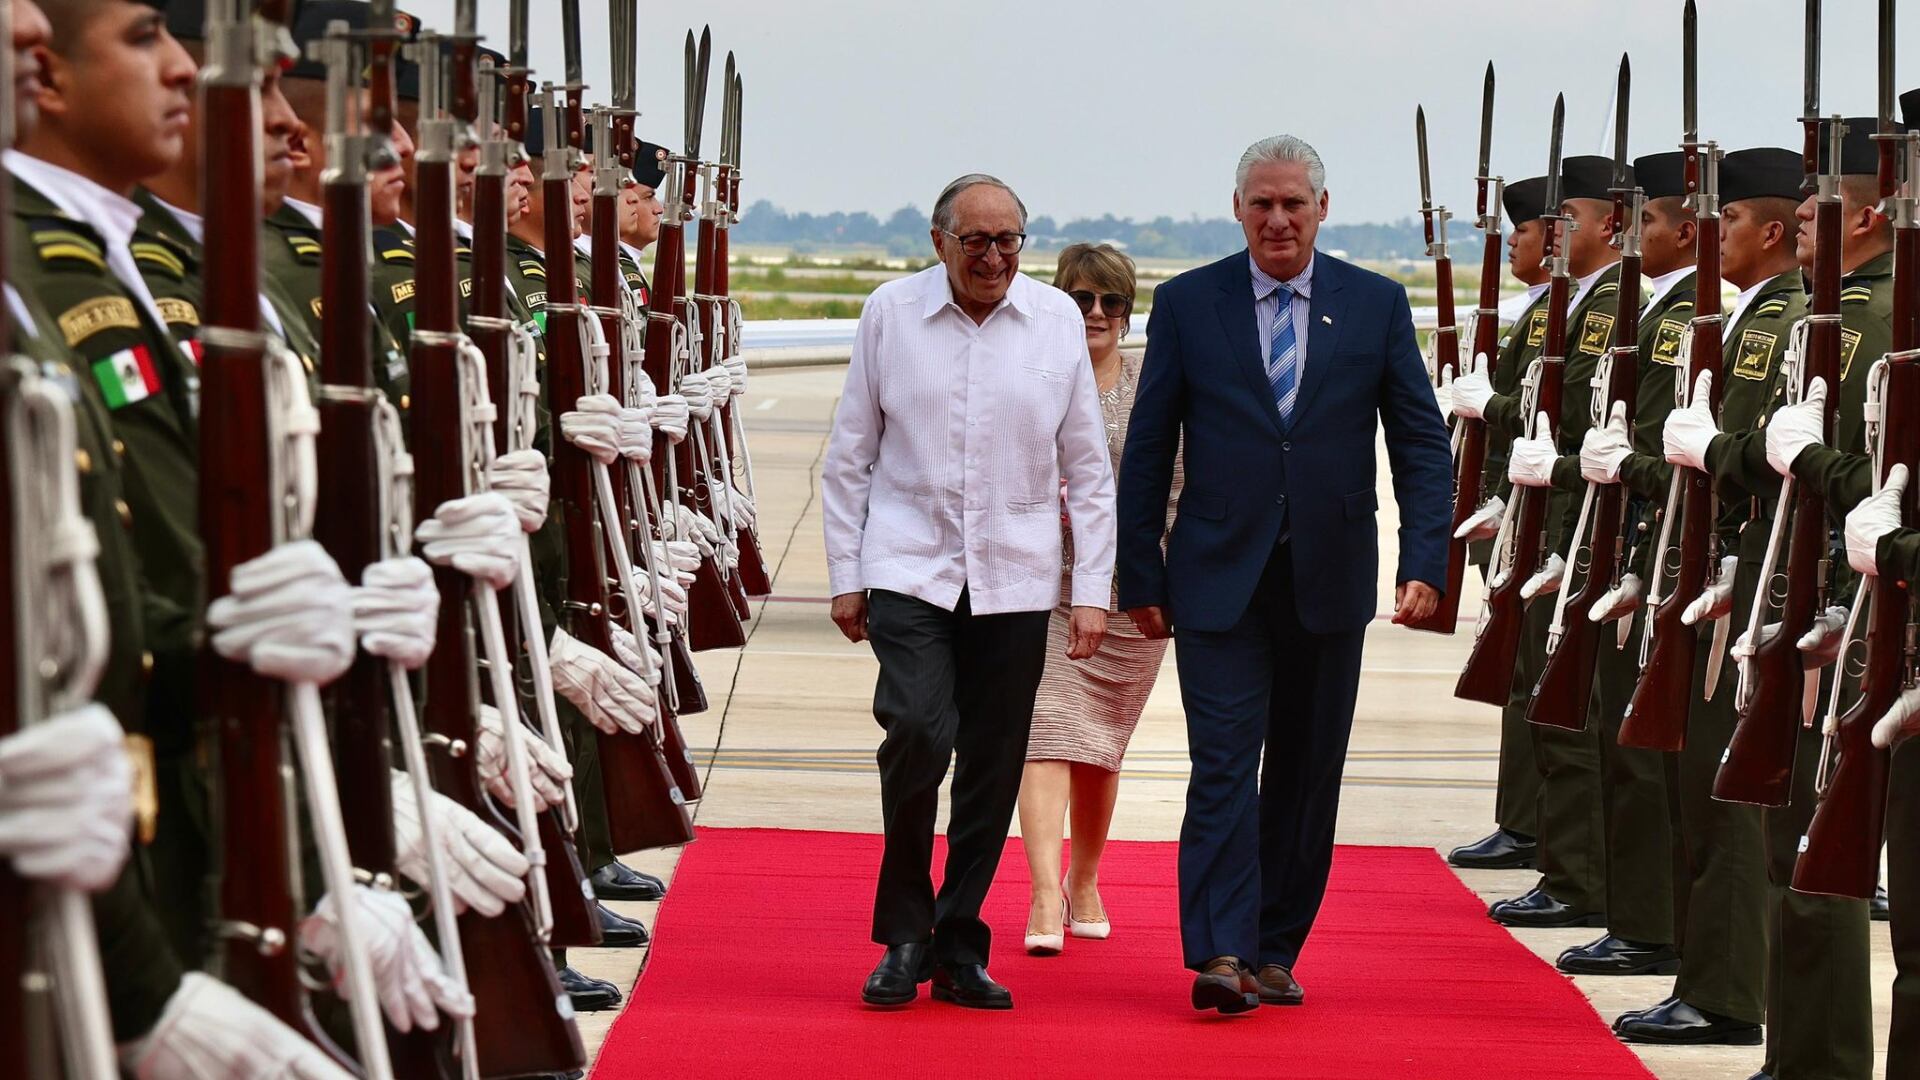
top-left (1018, 244), bottom-right (1180, 954)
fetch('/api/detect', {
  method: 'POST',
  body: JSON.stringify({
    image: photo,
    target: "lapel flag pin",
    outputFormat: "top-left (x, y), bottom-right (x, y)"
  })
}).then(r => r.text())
top-left (1321, 314), bottom-right (1332, 325)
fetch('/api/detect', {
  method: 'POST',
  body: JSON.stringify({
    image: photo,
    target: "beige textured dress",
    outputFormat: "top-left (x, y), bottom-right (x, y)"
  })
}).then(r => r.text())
top-left (1026, 353), bottom-right (1182, 770)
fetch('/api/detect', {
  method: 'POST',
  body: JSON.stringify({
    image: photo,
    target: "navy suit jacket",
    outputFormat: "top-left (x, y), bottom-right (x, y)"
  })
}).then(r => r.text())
top-left (1115, 250), bottom-right (1453, 635)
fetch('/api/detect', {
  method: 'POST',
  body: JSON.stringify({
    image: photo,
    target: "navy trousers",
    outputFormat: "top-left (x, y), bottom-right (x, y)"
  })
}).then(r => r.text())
top-left (1173, 542), bottom-right (1366, 971)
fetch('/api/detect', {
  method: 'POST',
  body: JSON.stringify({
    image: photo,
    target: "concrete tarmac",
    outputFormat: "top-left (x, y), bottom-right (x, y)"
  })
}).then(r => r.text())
top-left (575, 366), bottom-right (1896, 1078)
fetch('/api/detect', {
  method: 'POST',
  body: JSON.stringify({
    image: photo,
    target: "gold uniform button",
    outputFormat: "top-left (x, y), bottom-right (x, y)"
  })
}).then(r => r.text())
top-left (141, 651), bottom-right (154, 676)
top-left (112, 438), bottom-right (126, 458)
top-left (400, 393), bottom-right (411, 410)
top-left (115, 498), bottom-right (133, 529)
top-left (75, 448), bottom-right (92, 474)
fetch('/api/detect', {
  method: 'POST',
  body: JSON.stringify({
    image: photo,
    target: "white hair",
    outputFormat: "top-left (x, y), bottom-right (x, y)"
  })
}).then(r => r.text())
top-left (932, 173), bottom-right (1029, 233)
top-left (1236, 135), bottom-right (1326, 198)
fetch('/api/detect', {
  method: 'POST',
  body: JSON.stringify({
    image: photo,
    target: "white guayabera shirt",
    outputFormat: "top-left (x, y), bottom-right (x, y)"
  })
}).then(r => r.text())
top-left (822, 266), bottom-right (1117, 615)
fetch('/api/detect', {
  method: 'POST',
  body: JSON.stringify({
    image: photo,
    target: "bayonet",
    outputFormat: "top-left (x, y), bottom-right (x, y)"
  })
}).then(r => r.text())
top-left (1613, 55), bottom-right (1631, 190)
top-left (610, 0), bottom-right (636, 113)
top-left (720, 52), bottom-right (737, 167)
top-left (1802, 0), bottom-right (1821, 174)
top-left (1476, 62), bottom-right (1494, 182)
top-left (1416, 106), bottom-right (1433, 209)
top-left (731, 74), bottom-right (743, 170)
top-left (503, 0), bottom-right (530, 143)
top-left (1545, 94), bottom-right (1566, 220)
top-left (1683, 0), bottom-right (1697, 143)
top-left (561, 0), bottom-right (585, 154)
top-left (1875, 0), bottom-right (1897, 198)
top-left (509, 0), bottom-right (527, 68)
top-left (686, 26), bottom-right (712, 159)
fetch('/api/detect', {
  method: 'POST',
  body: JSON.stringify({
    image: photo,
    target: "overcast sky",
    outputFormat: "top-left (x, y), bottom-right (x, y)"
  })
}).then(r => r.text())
top-left (405, 0), bottom-right (1914, 227)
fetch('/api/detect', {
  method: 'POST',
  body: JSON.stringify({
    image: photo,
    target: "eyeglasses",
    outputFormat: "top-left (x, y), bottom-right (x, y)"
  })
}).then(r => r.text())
top-left (940, 230), bottom-right (1027, 258)
top-left (1068, 290), bottom-right (1132, 319)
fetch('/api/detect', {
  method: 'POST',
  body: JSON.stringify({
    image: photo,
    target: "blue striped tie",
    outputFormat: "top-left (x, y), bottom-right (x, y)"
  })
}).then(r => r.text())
top-left (1267, 283), bottom-right (1299, 426)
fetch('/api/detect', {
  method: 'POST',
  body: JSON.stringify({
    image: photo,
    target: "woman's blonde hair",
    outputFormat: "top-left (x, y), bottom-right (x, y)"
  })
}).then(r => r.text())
top-left (1053, 243), bottom-right (1137, 301)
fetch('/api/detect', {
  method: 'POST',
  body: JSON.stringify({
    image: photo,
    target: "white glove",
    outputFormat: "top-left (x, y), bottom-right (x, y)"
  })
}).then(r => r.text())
top-left (300, 885), bottom-right (473, 1034)
top-left (678, 370), bottom-right (715, 420)
top-left (1681, 555), bottom-right (1741, 625)
top-left (474, 703), bottom-right (572, 810)
top-left (722, 354), bottom-right (748, 396)
top-left (1450, 352), bottom-right (1494, 419)
top-left (1872, 685), bottom-right (1920, 749)
top-left (664, 503), bottom-right (724, 557)
top-left (611, 623), bottom-right (665, 688)
top-left (1765, 376), bottom-right (1827, 478)
top-left (1520, 552), bottom-right (1565, 600)
top-left (1433, 364), bottom-right (1455, 420)
top-left (207, 539), bottom-right (357, 684)
top-left (619, 405), bottom-right (655, 463)
top-left (0, 704), bottom-right (131, 892)
top-left (704, 365), bottom-right (734, 400)
top-left (128, 972), bottom-right (358, 1080)
top-left (1847, 463), bottom-right (1907, 576)
top-left (1664, 370), bottom-right (1719, 471)
top-left (640, 570), bottom-right (689, 627)
top-left (354, 556), bottom-right (438, 670)
top-left (1454, 495), bottom-right (1505, 542)
top-left (651, 393), bottom-right (690, 443)
top-left (655, 539), bottom-right (702, 581)
top-left (549, 627), bottom-right (658, 735)
top-left (486, 448), bottom-right (551, 533)
top-left (1588, 572), bottom-right (1643, 624)
top-left (560, 393), bottom-right (626, 466)
top-left (417, 493), bottom-right (520, 591)
top-left (1797, 605), bottom-right (1849, 668)
top-left (727, 485), bottom-right (757, 532)
top-left (389, 770), bottom-right (528, 917)
top-left (1580, 402), bottom-right (1632, 485)
top-left (1507, 417), bottom-right (1559, 488)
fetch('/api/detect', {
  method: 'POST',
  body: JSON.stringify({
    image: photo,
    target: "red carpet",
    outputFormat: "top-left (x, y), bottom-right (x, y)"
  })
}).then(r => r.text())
top-left (595, 828), bottom-right (1653, 1079)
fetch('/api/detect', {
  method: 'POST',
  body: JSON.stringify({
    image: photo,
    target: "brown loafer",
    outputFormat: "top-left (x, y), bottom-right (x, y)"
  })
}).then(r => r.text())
top-left (1191, 957), bottom-right (1259, 1014)
top-left (1255, 964), bottom-right (1304, 1006)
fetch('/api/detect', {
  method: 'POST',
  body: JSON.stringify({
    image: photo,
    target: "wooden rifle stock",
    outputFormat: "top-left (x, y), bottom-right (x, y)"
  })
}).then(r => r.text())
top-left (1714, 176), bottom-right (1845, 804)
top-left (1531, 227), bottom-right (1644, 730)
top-left (1455, 264), bottom-right (1571, 706)
top-left (416, 66), bottom-right (583, 1077)
top-left (1619, 146), bottom-right (1725, 750)
top-left (710, 168), bottom-right (773, 596)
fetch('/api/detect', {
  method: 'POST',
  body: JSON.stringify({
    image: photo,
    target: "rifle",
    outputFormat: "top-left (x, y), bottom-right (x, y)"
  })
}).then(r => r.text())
top-left (1455, 94), bottom-right (1570, 706)
top-left (646, 28), bottom-right (749, 650)
top-left (698, 53), bottom-right (772, 598)
top-left (2, 56), bottom-right (119, 1062)
top-left (1618, 0), bottom-right (1728, 750)
top-left (468, 32), bottom-right (602, 949)
top-left (1530, 56), bottom-right (1643, 731)
top-left (1793, 15), bottom-right (1915, 897)
top-left (408, 22), bottom-right (585, 1076)
top-left (1408, 65), bottom-right (1495, 636)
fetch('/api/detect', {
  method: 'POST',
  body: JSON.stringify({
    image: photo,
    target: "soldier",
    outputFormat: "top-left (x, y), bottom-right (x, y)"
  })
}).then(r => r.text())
top-left (1555, 150), bottom-right (1698, 978)
top-left (1475, 155), bottom-right (1625, 929)
top-left (616, 138), bottom-right (666, 299)
top-left (1620, 146), bottom-right (1818, 1050)
top-left (1447, 173), bottom-right (1549, 872)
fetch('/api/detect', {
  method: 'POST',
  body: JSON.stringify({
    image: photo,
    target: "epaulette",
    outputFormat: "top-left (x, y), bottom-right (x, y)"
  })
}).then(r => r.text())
top-left (131, 240), bottom-right (187, 280)
top-left (31, 220), bottom-right (107, 272)
top-left (1665, 298), bottom-right (1694, 310)
top-left (1752, 299), bottom-right (1791, 318)
top-left (1590, 281), bottom-right (1619, 300)
top-left (518, 259), bottom-right (547, 281)
top-left (379, 244), bottom-right (416, 265)
top-left (454, 245), bottom-right (472, 258)
top-left (283, 233), bottom-right (322, 263)
top-left (1840, 285), bottom-right (1874, 305)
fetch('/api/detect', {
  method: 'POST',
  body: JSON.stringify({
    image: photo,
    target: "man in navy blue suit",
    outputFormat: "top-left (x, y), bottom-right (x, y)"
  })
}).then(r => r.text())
top-left (1116, 135), bottom-right (1453, 1013)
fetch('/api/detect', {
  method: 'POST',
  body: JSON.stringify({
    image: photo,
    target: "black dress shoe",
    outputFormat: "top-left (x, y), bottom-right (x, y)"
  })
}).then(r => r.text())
top-left (1489, 888), bottom-right (1606, 928)
top-left (595, 902), bottom-right (650, 948)
top-left (1190, 957), bottom-right (1259, 1015)
top-left (861, 943), bottom-right (932, 1006)
top-left (1447, 828), bottom-right (1538, 870)
top-left (1611, 996), bottom-right (1676, 1032)
top-left (1873, 885), bottom-right (1891, 922)
top-left (590, 861), bottom-right (667, 902)
top-left (1556, 935), bottom-right (1682, 976)
top-left (556, 966), bottom-right (622, 1012)
top-left (1614, 998), bottom-right (1762, 1045)
top-left (1254, 964), bottom-right (1303, 1006)
top-left (931, 962), bottom-right (1012, 1010)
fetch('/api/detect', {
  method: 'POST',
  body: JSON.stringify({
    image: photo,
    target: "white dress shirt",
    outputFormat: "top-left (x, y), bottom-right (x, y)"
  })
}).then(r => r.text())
top-left (822, 266), bottom-right (1117, 615)
top-left (1251, 252), bottom-right (1313, 380)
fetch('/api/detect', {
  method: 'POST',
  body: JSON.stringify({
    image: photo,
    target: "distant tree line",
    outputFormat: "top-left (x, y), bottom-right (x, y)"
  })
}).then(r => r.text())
top-left (732, 200), bottom-right (1430, 261)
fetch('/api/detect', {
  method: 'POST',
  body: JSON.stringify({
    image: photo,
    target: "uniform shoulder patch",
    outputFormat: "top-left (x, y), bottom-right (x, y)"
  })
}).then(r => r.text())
top-left (1524, 308), bottom-right (1548, 348)
top-left (1733, 327), bottom-right (1779, 381)
top-left (518, 259), bottom-right (547, 281)
top-left (155, 298), bottom-right (199, 328)
top-left (58, 296), bottom-right (141, 347)
top-left (1840, 286), bottom-right (1874, 305)
top-left (283, 233), bottom-right (322, 265)
top-left (1840, 327), bottom-right (1864, 381)
top-left (1577, 311), bottom-right (1615, 355)
top-left (32, 222), bottom-right (108, 273)
top-left (1651, 319), bottom-right (1687, 366)
top-left (459, 278), bottom-right (474, 298)
top-left (524, 291), bottom-right (547, 312)
top-left (131, 240), bottom-right (187, 280)
top-left (390, 280), bottom-right (417, 304)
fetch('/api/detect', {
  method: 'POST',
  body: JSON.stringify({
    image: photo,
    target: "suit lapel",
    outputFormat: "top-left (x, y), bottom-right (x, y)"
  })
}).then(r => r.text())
top-left (1215, 253), bottom-right (1286, 439)
top-left (1288, 256), bottom-right (1346, 428)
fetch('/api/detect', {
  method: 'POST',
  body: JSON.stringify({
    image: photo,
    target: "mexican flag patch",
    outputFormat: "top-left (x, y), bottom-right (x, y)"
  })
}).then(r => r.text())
top-left (92, 345), bottom-right (160, 409)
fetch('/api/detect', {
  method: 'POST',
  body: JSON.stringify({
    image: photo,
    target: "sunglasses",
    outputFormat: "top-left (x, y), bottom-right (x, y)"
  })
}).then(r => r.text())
top-left (1068, 290), bottom-right (1132, 319)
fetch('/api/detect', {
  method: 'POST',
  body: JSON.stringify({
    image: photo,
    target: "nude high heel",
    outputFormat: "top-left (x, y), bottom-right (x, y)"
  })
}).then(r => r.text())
top-left (1024, 894), bottom-right (1065, 955)
top-left (1065, 891), bottom-right (1111, 940)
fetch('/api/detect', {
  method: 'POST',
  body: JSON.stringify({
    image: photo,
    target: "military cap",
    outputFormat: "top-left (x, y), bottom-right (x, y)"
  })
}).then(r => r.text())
top-left (632, 140), bottom-right (669, 190)
top-left (1559, 155), bottom-right (1626, 203)
top-left (285, 1), bottom-right (418, 94)
top-left (1503, 176), bottom-right (1548, 225)
top-left (1815, 116), bottom-right (1908, 179)
top-left (1903, 88), bottom-right (1918, 129)
top-left (1721, 148), bottom-right (1804, 205)
top-left (1633, 152), bottom-right (1687, 201)
top-left (163, 0), bottom-right (203, 38)
top-left (523, 105), bottom-right (593, 158)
